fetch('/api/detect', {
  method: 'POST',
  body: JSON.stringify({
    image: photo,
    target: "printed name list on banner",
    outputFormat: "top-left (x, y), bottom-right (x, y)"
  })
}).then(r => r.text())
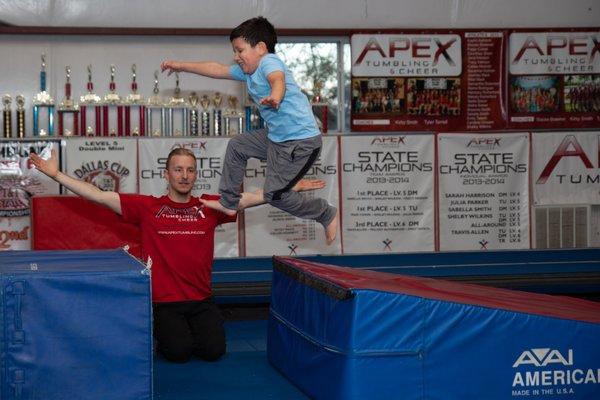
top-left (138, 137), bottom-right (238, 258)
top-left (350, 32), bottom-right (505, 132)
top-left (533, 131), bottom-right (600, 205)
top-left (0, 140), bottom-right (60, 250)
top-left (438, 133), bottom-right (530, 250)
top-left (508, 30), bottom-right (600, 130)
top-left (244, 136), bottom-right (341, 257)
top-left (341, 134), bottom-right (434, 253)
top-left (65, 137), bottom-right (137, 193)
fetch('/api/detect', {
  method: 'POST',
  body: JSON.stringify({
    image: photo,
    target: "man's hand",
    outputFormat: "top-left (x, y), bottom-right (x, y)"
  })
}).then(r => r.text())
top-left (160, 60), bottom-right (182, 76)
top-left (30, 149), bottom-right (59, 179)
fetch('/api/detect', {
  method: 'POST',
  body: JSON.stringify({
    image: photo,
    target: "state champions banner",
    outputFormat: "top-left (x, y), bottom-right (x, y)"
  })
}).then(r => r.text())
top-left (0, 140), bottom-right (60, 250)
top-left (532, 131), bottom-right (600, 205)
top-left (438, 133), bottom-right (530, 251)
top-left (243, 136), bottom-right (341, 257)
top-left (138, 137), bottom-right (238, 258)
top-left (65, 137), bottom-right (137, 193)
top-left (340, 134), bottom-right (434, 253)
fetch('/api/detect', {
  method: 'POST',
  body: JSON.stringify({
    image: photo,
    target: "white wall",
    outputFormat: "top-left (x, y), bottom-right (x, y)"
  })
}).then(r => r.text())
top-left (0, 0), bottom-right (598, 29)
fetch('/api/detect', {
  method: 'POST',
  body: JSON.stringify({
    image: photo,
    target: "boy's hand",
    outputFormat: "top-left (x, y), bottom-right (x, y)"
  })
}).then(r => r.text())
top-left (259, 95), bottom-right (281, 109)
top-left (160, 60), bottom-right (182, 76)
top-left (30, 149), bottom-right (59, 179)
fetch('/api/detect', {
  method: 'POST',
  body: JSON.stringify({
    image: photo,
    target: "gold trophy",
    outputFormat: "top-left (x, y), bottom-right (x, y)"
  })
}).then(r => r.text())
top-left (166, 73), bottom-right (189, 136)
top-left (124, 64), bottom-right (145, 136)
top-left (33, 54), bottom-right (55, 136)
top-left (3, 95), bottom-right (12, 138)
top-left (212, 91), bottom-right (223, 136)
top-left (145, 71), bottom-right (164, 136)
top-left (16, 95), bottom-right (26, 138)
top-left (200, 94), bottom-right (210, 136)
top-left (189, 92), bottom-right (199, 136)
top-left (103, 65), bottom-right (123, 136)
top-left (224, 95), bottom-right (244, 135)
top-left (58, 66), bottom-right (79, 136)
top-left (80, 65), bottom-right (102, 136)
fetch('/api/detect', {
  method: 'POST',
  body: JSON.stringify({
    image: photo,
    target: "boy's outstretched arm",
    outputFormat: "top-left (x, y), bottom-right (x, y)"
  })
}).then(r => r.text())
top-left (29, 149), bottom-right (122, 215)
top-left (260, 71), bottom-right (285, 109)
top-left (160, 60), bottom-right (232, 79)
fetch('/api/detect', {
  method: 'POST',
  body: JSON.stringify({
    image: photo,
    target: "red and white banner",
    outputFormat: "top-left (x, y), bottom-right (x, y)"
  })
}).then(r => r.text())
top-left (65, 137), bottom-right (137, 193)
top-left (438, 133), bottom-right (530, 250)
top-left (243, 136), bottom-right (341, 256)
top-left (351, 34), bottom-right (463, 77)
top-left (508, 30), bottom-right (600, 130)
top-left (138, 137), bottom-right (238, 258)
top-left (351, 31), bottom-right (506, 132)
top-left (340, 134), bottom-right (434, 253)
top-left (0, 140), bottom-right (60, 250)
top-left (533, 131), bottom-right (600, 205)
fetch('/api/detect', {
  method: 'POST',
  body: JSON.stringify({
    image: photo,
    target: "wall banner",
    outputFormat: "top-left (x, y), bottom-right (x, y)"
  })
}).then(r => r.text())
top-left (243, 136), bottom-right (341, 257)
top-left (0, 140), bottom-right (60, 250)
top-left (508, 30), bottom-right (600, 130)
top-left (340, 134), bottom-right (434, 253)
top-left (532, 131), bottom-right (600, 205)
top-left (65, 137), bottom-right (137, 193)
top-left (438, 133), bottom-right (530, 250)
top-left (351, 31), bottom-right (506, 132)
top-left (138, 137), bottom-right (238, 258)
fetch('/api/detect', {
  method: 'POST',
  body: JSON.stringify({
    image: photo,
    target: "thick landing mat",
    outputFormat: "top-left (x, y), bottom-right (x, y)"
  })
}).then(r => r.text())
top-left (268, 256), bottom-right (600, 400)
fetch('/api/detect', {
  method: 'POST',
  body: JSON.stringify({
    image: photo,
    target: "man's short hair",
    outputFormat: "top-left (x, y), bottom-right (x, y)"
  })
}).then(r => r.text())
top-left (230, 16), bottom-right (277, 53)
top-left (166, 147), bottom-right (197, 169)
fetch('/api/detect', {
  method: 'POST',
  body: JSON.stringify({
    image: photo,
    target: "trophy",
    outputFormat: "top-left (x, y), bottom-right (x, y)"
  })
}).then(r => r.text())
top-left (79, 65), bottom-right (102, 136)
top-left (165, 73), bottom-right (189, 136)
top-left (33, 54), bottom-right (55, 136)
top-left (16, 95), bottom-right (26, 138)
top-left (224, 96), bottom-right (244, 135)
top-left (2, 95), bottom-right (11, 138)
top-left (212, 92), bottom-right (223, 136)
top-left (102, 65), bottom-right (123, 136)
top-left (188, 92), bottom-right (199, 136)
top-left (145, 71), bottom-right (164, 136)
top-left (311, 81), bottom-right (328, 133)
top-left (200, 94), bottom-right (210, 136)
top-left (124, 64), bottom-right (145, 136)
top-left (57, 66), bottom-right (79, 136)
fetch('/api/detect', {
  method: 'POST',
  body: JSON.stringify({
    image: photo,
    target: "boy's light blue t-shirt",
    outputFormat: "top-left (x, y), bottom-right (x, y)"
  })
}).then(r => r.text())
top-left (229, 53), bottom-right (319, 143)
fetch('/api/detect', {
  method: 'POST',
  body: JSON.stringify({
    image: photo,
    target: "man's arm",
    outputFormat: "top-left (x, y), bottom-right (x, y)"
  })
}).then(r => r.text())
top-left (260, 71), bottom-right (285, 109)
top-left (29, 149), bottom-right (122, 215)
top-left (160, 60), bottom-right (232, 79)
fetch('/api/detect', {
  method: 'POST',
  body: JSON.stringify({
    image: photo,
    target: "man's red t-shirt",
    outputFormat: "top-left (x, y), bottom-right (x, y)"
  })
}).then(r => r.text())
top-left (119, 193), bottom-right (236, 303)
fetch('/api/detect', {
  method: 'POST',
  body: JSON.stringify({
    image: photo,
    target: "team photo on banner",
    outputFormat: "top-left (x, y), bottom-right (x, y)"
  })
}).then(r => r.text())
top-left (438, 132), bottom-right (531, 250)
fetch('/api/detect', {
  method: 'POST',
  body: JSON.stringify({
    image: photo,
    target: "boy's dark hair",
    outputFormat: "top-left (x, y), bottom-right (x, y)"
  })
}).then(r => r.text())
top-left (230, 16), bottom-right (277, 53)
top-left (166, 147), bottom-right (197, 169)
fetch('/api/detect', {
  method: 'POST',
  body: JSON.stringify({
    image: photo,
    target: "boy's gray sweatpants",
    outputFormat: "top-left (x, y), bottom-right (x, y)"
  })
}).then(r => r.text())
top-left (218, 129), bottom-right (337, 227)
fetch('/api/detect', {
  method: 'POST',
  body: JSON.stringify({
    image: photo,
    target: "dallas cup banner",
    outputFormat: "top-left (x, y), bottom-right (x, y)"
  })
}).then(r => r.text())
top-left (65, 138), bottom-right (137, 194)
top-left (438, 133), bottom-right (530, 251)
top-left (243, 136), bottom-right (341, 257)
top-left (532, 131), bottom-right (600, 205)
top-left (0, 140), bottom-right (60, 250)
top-left (508, 30), bottom-right (600, 130)
top-left (340, 134), bottom-right (434, 253)
top-left (138, 137), bottom-right (238, 258)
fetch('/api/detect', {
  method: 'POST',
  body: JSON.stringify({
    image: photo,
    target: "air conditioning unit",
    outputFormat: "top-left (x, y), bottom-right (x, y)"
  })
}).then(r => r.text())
top-left (533, 205), bottom-right (600, 248)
